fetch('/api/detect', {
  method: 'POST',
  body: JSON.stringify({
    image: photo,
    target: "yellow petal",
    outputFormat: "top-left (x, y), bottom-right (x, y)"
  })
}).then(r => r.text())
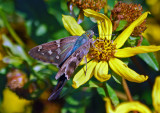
top-left (84, 9), bottom-right (112, 40)
top-left (104, 97), bottom-right (151, 113)
top-left (152, 76), bottom-right (160, 112)
top-left (109, 58), bottom-right (148, 83)
top-left (104, 98), bottom-right (115, 113)
top-left (115, 45), bottom-right (160, 58)
top-left (62, 15), bottom-right (85, 36)
top-left (94, 61), bottom-right (111, 82)
top-left (114, 12), bottom-right (150, 49)
top-left (72, 60), bottom-right (97, 88)
top-left (115, 101), bottom-right (151, 113)
top-left (0, 88), bottom-right (31, 113)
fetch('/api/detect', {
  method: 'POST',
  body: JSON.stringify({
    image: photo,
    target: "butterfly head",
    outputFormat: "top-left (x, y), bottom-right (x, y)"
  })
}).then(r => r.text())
top-left (85, 30), bottom-right (94, 39)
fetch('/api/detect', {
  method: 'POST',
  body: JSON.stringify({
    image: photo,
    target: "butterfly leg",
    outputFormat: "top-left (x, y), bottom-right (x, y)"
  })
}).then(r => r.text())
top-left (81, 49), bottom-right (88, 76)
top-left (84, 55), bottom-right (87, 76)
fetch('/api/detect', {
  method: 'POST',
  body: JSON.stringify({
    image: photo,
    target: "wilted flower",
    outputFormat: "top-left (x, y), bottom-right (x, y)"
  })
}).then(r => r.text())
top-left (68, 0), bottom-right (106, 24)
top-left (111, 2), bottom-right (146, 36)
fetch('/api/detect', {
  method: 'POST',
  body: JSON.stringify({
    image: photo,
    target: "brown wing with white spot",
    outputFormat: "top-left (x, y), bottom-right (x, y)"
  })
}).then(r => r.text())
top-left (28, 36), bottom-right (79, 67)
top-left (55, 41), bottom-right (91, 80)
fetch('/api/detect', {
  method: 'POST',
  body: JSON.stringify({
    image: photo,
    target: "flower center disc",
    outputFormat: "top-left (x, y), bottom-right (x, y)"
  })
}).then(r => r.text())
top-left (89, 39), bottom-right (116, 61)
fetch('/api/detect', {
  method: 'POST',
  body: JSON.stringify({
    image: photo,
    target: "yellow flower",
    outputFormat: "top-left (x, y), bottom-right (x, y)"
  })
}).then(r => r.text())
top-left (62, 9), bottom-right (160, 88)
top-left (104, 97), bottom-right (152, 113)
top-left (152, 76), bottom-right (160, 113)
top-left (0, 88), bottom-right (32, 113)
top-left (104, 76), bottom-right (160, 113)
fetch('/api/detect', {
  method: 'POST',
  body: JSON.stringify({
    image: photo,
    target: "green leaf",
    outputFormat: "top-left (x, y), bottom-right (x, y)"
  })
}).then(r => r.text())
top-left (66, 96), bottom-right (79, 106)
top-left (52, 29), bottom-right (70, 40)
top-left (36, 24), bottom-right (47, 36)
top-left (90, 17), bottom-right (97, 23)
top-left (128, 36), bottom-right (140, 47)
top-left (97, 87), bottom-right (106, 98)
top-left (0, 0), bottom-right (15, 13)
top-left (77, 107), bottom-right (85, 113)
top-left (138, 53), bottom-right (159, 71)
top-left (116, 20), bottom-right (128, 31)
top-left (106, 83), bottom-right (119, 106)
top-left (107, 0), bottom-right (116, 9)
top-left (33, 64), bottom-right (55, 79)
top-left (33, 64), bottom-right (46, 72)
top-left (3, 56), bottom-right (23, 66)
top-left (88, 80), bottom-right (99, 88)
top-left (2, 35), bottom-right (32, 65)
top-left (111, 71), bottom-right (122, 84)
top-left (141, 37), bottom-right (150, 46)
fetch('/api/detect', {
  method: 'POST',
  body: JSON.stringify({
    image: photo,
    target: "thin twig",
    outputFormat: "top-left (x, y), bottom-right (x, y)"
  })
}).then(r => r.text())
top-left (137, 35), bottom-right (143, 46)
top-left (122, 78), bottom-right (138, 113)
top-left (122, 78), bottom-right (133, 101)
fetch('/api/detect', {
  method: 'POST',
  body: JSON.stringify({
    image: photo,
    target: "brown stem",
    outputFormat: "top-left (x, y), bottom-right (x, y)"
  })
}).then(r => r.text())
top-left (137, 35), bottom-right (143, 46)
top-left (115, 90), bottom-right (127, 101)
top-left (122, 78), bottom-right (133, 101)
top-left (122, 78), bottom-right (138, 113)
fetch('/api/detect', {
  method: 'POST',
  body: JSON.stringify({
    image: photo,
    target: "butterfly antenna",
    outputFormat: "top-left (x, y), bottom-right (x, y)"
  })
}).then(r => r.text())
top-left (90, 24), bottom-right (98, 31)
top-left (90, 20), bottom-right (105, 31)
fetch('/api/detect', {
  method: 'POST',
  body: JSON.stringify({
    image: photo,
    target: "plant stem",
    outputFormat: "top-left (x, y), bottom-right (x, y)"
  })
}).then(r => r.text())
top-left (122, 78), bottom-right (133, 101)
top-left (122, 78), bottom-right (138, 113)
top-left (137, 35), bottom-right (143, 46)
top-left (0, 8), bottom-right (25, 47)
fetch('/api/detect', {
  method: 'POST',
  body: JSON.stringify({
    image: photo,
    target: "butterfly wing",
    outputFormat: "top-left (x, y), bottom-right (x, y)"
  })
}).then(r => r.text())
top-left (29, 36), bottom-right (79, 67)
top-left (55, 40), bottom-right (91, 80)
top-left (48, 74), bottom-right (67, 101)
top-left (48, 41), bottom-right (91, 100)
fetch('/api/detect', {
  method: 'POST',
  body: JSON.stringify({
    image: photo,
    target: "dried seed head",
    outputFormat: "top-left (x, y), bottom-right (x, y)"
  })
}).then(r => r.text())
top-left (111, 2), bottom-right (146, 36)
top-left (6, 69), bottom-right (32, 99)
top-left (7, 69), bottom-right (28, 90)
top-left (69, 0), bottom-right (106, 12)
